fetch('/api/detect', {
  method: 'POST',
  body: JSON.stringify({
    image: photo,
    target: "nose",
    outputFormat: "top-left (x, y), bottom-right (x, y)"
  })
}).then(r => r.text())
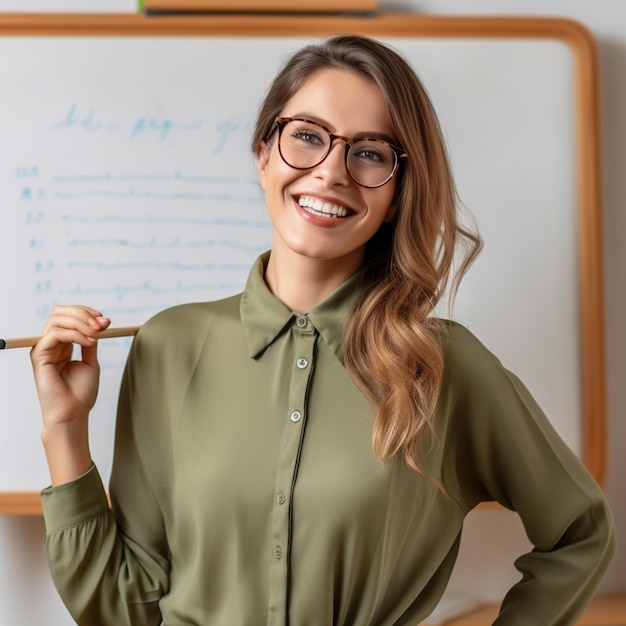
top-left (313, 140), bottom-right (350, 186)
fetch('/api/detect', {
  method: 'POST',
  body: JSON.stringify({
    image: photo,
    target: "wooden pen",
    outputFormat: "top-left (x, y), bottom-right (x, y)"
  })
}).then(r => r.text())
top-left (0, 326), bottom-right (140, 350)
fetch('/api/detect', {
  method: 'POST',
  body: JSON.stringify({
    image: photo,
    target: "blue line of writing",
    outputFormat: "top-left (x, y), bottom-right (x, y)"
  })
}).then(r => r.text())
top-left (99, 296), bottom-right (242, 316)
top-left (61, 215), bottom-right (270, 228)
top-left (53, 190), bottom-right (262, 203)
top-left (93, 304), bottom-right (170, 315)
top-left (66, 237), bottom-right (266, 253)
top-left (53, 172), bottom-right (257, 186)
top-left (101, 362), bottom-right (127, 371)
top-left (67, 261), bottom-right (251, 271)
top-left (63, 280), bottom-right (247, 300)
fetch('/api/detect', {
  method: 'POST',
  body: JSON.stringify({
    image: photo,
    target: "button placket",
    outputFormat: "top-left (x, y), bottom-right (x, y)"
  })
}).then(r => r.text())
top-left (267, 319), bottom-right (317, 623)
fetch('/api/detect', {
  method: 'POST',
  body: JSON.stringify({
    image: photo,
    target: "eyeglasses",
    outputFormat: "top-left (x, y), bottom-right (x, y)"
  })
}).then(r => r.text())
top-left (270, 116), bottom-right (407, 189)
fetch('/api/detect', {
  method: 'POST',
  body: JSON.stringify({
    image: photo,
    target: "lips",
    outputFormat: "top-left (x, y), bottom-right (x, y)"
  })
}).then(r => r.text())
top-left (297, 195), bottom-right (352, 219)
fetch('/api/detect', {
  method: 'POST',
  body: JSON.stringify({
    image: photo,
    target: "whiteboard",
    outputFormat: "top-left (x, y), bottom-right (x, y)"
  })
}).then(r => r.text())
top-left (0, 16), bottom-right (605, 506)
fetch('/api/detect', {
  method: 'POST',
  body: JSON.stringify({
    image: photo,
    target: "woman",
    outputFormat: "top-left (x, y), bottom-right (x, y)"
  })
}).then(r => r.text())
top-left (31, 35), bottom-right (614, 625)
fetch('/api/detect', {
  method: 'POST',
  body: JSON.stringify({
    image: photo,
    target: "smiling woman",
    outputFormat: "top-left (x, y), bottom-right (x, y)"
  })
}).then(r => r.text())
top-left (256, 67), bottom-right (400, 308)
top-left (29, 34), bottom-right (615, 626)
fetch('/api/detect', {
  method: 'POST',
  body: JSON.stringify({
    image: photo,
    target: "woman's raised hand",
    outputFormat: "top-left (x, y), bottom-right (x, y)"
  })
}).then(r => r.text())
top-left (30, 305), bottom-right (111, 485)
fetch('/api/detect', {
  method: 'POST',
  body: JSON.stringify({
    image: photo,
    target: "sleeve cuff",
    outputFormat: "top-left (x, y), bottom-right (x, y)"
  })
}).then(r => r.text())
top-left (41, 464), bottom-right (110, 532)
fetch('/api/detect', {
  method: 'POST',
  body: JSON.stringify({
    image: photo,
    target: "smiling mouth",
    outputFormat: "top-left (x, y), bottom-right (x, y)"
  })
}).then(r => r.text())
top-left (297, 195), bottom-right (352, 219)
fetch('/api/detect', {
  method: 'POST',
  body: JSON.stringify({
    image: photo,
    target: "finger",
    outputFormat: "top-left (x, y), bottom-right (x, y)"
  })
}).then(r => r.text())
top-left (80, 340), bottom-right (101, 370)
top-left (94, 316), bottom-right (111, 331)
top-left (41, 305), bottom-right (106, 335)
top-left (36, 325), bottom-right (97, 352)
top-left (34, 321), bottom-right (109, 355)
top-left (49, 304), bottom-right (104, 318)
top-left (41, 312), bottom-right (110, 341)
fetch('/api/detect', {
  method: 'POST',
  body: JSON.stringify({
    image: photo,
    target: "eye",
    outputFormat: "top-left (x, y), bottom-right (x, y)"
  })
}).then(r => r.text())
top-left (352, 142), bottom-right (390, 164)
top-left (290, 125), bottom-right (326, 146)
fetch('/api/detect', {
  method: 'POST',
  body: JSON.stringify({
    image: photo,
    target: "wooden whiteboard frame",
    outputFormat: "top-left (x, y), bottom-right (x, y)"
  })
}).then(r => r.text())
top-left (0, 13), bottom-right (605, 514)
top-left (143, 0), bottom-right (379, 13)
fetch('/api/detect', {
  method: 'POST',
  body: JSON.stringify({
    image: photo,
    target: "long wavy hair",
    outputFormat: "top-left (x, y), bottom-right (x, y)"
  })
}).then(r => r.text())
top-left (252, 35), bottom-right (482, 476)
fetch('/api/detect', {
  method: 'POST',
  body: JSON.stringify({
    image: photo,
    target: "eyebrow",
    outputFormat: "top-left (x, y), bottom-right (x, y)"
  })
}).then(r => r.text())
top-left (289, 112), bottom-right (400, 146)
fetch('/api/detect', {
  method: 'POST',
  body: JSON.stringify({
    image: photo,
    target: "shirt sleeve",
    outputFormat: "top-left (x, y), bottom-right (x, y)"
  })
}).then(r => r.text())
top-left (439, 322), bottom-right (616, 625)
top-left (41, 328), bottom-right (171, 626)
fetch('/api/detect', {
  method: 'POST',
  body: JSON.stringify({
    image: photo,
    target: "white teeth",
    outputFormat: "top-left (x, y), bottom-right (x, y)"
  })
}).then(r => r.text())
top-left (298, 196), bottom-right (348, 218)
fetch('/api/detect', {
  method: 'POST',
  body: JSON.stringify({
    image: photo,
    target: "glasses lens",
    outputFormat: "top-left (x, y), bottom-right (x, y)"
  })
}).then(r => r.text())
top-left (347, 140), bottom-right (397, 187)
top-left (279, 119), bottom-right (331, 169)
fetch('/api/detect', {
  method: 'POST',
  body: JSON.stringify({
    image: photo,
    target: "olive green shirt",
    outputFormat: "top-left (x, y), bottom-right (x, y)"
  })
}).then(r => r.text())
top-left (41, 254), bottom-right (615, 625)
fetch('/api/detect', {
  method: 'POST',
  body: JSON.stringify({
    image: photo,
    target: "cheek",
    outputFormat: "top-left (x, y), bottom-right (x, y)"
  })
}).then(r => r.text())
top-left (383, 200), bottom-right (397, 222)
top-left (263, 154), bottom-right (303, 195)
top-left (372, 186), bottom-right (397, 223)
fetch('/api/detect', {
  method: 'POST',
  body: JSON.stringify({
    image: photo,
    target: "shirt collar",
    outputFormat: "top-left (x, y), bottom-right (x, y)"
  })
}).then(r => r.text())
top-left (240, 252), bottom-right (361, 366)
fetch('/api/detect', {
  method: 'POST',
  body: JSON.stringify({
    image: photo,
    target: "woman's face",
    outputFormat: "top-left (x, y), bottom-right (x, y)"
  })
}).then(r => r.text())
top-left (257, 68), bottom-right (398, 273)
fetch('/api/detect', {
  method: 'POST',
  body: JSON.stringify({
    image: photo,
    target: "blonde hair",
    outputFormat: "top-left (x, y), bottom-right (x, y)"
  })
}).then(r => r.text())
top-left (252, 35), bottom-right (482, 476)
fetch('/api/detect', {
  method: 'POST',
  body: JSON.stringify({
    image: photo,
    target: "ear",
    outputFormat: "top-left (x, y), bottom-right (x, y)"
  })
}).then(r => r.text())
top-left (256, 141), bottom-right (270, 191)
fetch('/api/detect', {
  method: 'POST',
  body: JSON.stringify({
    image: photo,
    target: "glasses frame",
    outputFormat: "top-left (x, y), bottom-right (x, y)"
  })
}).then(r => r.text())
top-left (271, 116), bottom-right (407, 189)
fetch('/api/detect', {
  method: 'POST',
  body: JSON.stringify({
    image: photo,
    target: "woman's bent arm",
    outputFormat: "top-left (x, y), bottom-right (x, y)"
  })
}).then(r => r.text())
top-left (30, 305), bottom-right (110, 485)
top-left (440, 323), bottom-right (616, 625)
top-left (34, 308), bottom-right (170, 625)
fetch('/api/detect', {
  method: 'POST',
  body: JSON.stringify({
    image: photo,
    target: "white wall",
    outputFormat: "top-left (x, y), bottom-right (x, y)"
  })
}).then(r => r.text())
top-left (0, 1), bottom-right (624, 624)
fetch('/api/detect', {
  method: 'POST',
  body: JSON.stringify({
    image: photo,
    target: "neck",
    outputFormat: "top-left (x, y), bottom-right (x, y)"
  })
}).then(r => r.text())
top-left (264, 249), bottom-right (362, 313)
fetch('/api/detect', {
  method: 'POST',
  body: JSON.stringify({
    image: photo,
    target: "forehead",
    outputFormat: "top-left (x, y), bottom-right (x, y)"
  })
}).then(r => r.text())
top-left (281, 68), bottom-right (393, 136)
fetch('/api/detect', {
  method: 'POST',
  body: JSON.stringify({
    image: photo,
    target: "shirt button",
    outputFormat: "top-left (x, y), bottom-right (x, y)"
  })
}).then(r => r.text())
top-left (276, 494), bottom-right (286, 505)
top-left (290, 410), bottom-right (302, 423)
top-left (296, 358), bottom-right (309, 369)
top-left (296, 315), bottom-right (307, 328)
top-left (273, 546), bottom-right (282, 560)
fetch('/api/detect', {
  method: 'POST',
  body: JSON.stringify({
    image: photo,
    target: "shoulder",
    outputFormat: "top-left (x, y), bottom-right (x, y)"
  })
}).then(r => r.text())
top-left (435, 322), bottom-right (614, 542)
top-left (436, 319), bottom-right (548, 429)
top-left (435, 321), bottom-right (564, 496)
top-left (438, 319), bottom-right (509, 393)
top-left (128, 293), bottom-right (243, 366)
top-left (432, 320), bottom-right (540, 503)
top-left (139, 294), bottom-right (242, 341)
